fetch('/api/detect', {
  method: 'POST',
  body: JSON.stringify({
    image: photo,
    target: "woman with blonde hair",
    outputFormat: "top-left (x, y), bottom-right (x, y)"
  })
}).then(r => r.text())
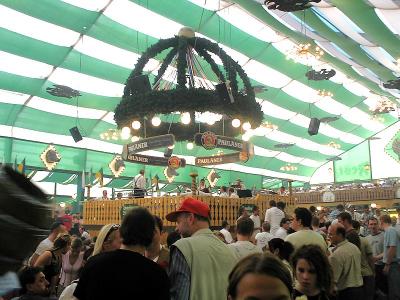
top-left (92, 224), bottom-right (121, 256)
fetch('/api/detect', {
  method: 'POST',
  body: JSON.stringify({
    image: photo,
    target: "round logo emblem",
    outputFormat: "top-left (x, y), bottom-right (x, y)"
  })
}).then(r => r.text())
top-left (201, 131), bottom-right (217, 150)
top-left (168, 156), bottom-right (181, 169)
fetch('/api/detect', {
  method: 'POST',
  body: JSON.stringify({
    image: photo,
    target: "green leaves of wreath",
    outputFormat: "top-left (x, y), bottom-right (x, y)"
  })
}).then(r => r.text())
top-left (114, 35), bottom-right (263, 141)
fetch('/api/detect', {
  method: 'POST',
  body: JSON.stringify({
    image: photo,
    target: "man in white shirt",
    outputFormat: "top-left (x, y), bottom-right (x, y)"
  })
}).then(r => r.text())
top-left (250, 206), bottom-right (261, 234)
top-left (264, 200), bottom-right (284, 236)
top-left (219, 186), bottom-right (228, 197)
top-left (133, 169), bottom-right (146, 198)
top-left (255, 222), bottom-right (274, 250)
top-left (29, 222), bottom-right (66, 266)
top-left (275, 218), bottom-right (291, 240)
top-left (220, 220), bottom-right (233, 244)
top-left (228, 217), bottom-right (262, 260)
top-left (285, 207), bottom-right (327, 253)
top-left (229, 187), bottom-right (239, 198)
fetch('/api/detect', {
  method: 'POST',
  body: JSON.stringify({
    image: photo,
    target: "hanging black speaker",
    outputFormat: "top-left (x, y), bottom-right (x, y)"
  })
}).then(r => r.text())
top-left (308, 118), bottom-right (320, 136)
top-left (69, 126), bottom-right (83, 142)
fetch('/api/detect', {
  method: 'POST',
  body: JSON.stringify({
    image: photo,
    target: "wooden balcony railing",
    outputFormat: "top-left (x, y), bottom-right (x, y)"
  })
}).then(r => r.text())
top-left (83, 194), bottom-right (293, 227)
top-left (294, 187), bottom-right (397, 204)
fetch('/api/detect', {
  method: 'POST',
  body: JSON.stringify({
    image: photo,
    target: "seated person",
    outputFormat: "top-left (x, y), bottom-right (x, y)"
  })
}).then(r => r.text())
top-left (17, 267), bottom-right (57, 300)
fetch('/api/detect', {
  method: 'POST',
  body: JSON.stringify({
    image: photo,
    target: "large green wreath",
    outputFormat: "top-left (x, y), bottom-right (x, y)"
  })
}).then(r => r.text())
top-left (114, 35), bottom-right (263, 141)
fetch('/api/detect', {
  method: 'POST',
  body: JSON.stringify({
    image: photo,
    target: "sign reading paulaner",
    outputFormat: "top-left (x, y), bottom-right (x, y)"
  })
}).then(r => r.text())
top-left (194, 132), bottom-right (249, 152)
top-left (195, 152), bottom-right (250, 166)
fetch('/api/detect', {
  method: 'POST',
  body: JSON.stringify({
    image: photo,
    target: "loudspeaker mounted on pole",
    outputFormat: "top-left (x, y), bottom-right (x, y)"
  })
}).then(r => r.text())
top-left (69, 127), bottom-right (83, 142)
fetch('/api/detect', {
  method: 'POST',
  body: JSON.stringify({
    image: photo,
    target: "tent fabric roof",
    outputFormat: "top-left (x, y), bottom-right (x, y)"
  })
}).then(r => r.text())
top-left (0, 0), bottom-right (399, 182)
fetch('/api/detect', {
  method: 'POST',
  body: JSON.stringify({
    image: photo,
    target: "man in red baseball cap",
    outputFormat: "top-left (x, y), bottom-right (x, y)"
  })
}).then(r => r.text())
top-left (166, 197), bottom-right (236, 300)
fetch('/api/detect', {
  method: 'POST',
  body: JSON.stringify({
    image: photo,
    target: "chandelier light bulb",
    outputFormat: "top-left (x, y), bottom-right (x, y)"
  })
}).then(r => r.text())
top-left (242, 134), bottom-right (250, 141)
top-left (207, 119), bottom-right (216, 125)
top-left (131, 136), bottom-right (140, 142)
top-left (242, 122), bottom-right (251, 131)
top-left (151, 116), bottom-right (161, 127)
top-left (232, 118), bottom-right (241, 128)
top-left (120, 127), bottom-right (131, 140)
top-left (181, 112), bottom-right (191, 125)
top-left (131, 120), bottom-right (141, 130)
top-left (187, 142), bottom-right (194, 150)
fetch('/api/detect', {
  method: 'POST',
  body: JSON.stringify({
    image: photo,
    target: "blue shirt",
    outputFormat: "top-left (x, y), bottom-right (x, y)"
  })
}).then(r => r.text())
top-left (383, 226), bottom-right (400, 264)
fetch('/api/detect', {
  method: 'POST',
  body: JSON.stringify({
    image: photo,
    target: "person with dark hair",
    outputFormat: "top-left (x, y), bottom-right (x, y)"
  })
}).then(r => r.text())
top-left (379, 214), bottom-right (400, 300)
top-left (275, 218), bottom-right (291, 240)
top-left (133, 169), bottom-right (146, 198)
top-left (166, 230), bottom-right (181, 248)
top-left (34, 234), bottom-right (71, 296)
top-left (285, 208), bottom-right (327, 252)
top-left (268, 238), bottom-right (294, 278)
top-left (309, 205), bottom-right (317, 216)
top-left (219, 186), bottom-right (228, 197)
top-left (338, 211), bottom-right (361, 249)
top-left (255, 222), bottom-right (273, 250)
top-left (229, 218), bottom-right (262, 260)
top-left (292, 245), bottom-right (334, 300)
top-left (59, 237), bottom-right (84, 295)
top-left (73, 207), bottom-right (169, 300)
top-left (328, 223), bottom-right (363, 299)
top-left (29, 222), bottom-right (67, 267)
top-left (236, 206), bottom-right (249, 223)
top-left (264, 200), bottom-right (284, 235)
top-left (145, 215), bottom-right (170, 269)
top-left (329, 204), bottom-right (345, 220)
top-left (250, 206), bottom-right (261, 234)
top-left (227, 253), bottom-right (292, 300)
top-left (220, 220), bottom-right (233, 244)
top-left (18, 267), bottom-right (56, 300)
top-left (166, 197), bottom-right (236, 300)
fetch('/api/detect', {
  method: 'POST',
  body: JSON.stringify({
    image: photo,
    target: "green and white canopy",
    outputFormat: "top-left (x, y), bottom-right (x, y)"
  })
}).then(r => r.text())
top-left (0, 0), bottom-right (399, 186)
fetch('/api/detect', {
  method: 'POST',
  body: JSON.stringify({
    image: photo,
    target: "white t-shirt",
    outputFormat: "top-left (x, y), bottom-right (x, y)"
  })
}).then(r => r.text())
top-left (274, 227), bottom-right (287, 240)
top-left (250, 215), bottom-right (261, 233)
top-left (28, 237), bottom-right (53, 265)
top-left (219, 192), bottom-right (229, 197)
top-left (255, 232), bottom-right (274, 250)
top-left (220, 228), bottom-right (233, 244)
top-left (285, 229), bottom-right (327, 252)
top-left (230, 193), bottom-right (239, 198)
top-left (264, 207), bottom-right (284, 235)
top-left (133, 174), bottom-right (146, 189)
top-left (228, 241), bottom-right (262, 260)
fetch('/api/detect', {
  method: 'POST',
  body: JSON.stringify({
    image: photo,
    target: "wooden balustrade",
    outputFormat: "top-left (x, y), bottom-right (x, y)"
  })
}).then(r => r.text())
top-left (83, 194), bottom-right (292, 228)
top-left (294, 187), bottom-right (396, 204)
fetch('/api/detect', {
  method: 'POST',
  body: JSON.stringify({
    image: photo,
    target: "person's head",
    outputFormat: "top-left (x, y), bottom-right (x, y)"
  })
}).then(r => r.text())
top-left (166, 230), bottom-right (181, 248)
top-left (92, 223), bottom-right (121, 256)
top-left (149, 215), bottom-right (163, 249)
top-left (292, 245), bottom-right (333, 295)
top-left (50, 221), bottom-right (66, 236)
top-left (311, 216), bottom-right (320, 229)
top-left (222, 220), bottom-right (230, 230)
top-left (70, 237), bottom-right (83, 255)
top-left (252, 206), bottom-right (260, 216)
top-left (379, 214), bottom-right (392, 229)
top-left (280, 218), bottom-right (291, 230)
top-left (269, 200), bottom-right (276, 208)
top-left (139, 169), bottom-right (145, 175)
top-left (328, 223), bottom-right (346, 245)
top-left (292, 208), bottom-right (312, 231)
top-left (277, 201), bottom-right (286, 210)
top-left (368, 217), bottom-right (380, 235)
top-left (18, 267), bottom-right (49, 296)
top-left (375, 208), bottom-right (381, 216)
top-left (166, 197), bottom-right (210, 238)
top-left (268, 238), bottom-right (294, 261)
top-left (53, 234), bottom-right (71, 254)
top-left (102, 190), bottom-right (108, 198)
top-left (352, 220), bottom-right (360, 233)
top-left (262, 222), bottom-right (270, 233)
top-left (239, 207), bottom-right (249, 217)
top-left (337, 212), bottom-right (352, 230)
top-left (221, 186), bottom-right (227, 193)
top-left (363, 205), bottom-right (369, 213)
top-left (237, 217), bottom-right (254, 238)
top-left (309, 206), bottom-right (316, 214)
top-left (280, 186), bottom-right (285, 193)
top-left (229, 187), bottom-right (235, 194)
top-left (227, 253), bottom-right (292, 300)
top-left (116, 192), bottom-right (123, 199)
top-left (120, 207), bottom-right (155, 248)
top-left (336, 204), bottom-right (344, 212)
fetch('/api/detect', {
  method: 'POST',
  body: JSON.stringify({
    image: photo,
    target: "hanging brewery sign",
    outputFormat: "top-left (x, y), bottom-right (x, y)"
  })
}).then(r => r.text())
top-left (122, 134), bottom-right (175, 156)
top-left (195, 152), bottom-right (250, 166)
top-left (194, 132), bottom-right (249, 152)
top-left (123, 152), bottom-right (187, 167)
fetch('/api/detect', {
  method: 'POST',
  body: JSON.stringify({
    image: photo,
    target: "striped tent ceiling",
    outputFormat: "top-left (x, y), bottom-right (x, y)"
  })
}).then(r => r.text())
top-left (0, 0), bottom-right (399, 183)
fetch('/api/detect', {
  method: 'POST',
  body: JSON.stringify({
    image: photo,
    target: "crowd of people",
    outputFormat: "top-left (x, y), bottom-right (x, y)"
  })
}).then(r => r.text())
top-left (2, 197), bottom-right (400, 300)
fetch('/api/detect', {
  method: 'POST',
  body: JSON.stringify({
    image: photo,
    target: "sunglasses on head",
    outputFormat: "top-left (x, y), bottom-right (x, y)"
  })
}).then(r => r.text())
top-left (105, 224), bottom-right (120, 242)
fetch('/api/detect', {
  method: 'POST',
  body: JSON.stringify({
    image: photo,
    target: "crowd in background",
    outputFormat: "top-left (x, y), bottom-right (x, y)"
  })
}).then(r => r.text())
top-left (2, 197), bottom-right (400, 300)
